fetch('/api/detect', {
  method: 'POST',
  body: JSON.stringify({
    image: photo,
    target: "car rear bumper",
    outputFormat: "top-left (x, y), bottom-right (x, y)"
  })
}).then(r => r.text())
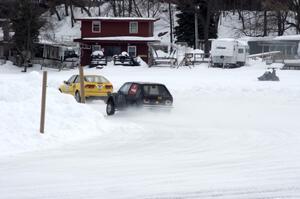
top-left (85, 92), bottom-right (110, 97)
top-left (142, 104), bottom-right (173, 109)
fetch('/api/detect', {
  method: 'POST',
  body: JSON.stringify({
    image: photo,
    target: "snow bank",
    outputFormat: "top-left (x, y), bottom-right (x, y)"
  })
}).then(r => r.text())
top-left (91, 50), bottom-right (104, 57)
top-left (136, 56), bottom-right (148, 67)
top-left (2, 58), bottom-right (300, 198)
top-left (0, 67), bottom-right (115, 156)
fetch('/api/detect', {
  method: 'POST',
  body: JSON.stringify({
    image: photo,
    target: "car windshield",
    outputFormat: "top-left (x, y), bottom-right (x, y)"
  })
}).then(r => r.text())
top-left (117, 83), bottom-right (131, 94)
top-left (143, 85), bottom-right (170, 97)
top-left (85, 76), bottom-right (109, 83)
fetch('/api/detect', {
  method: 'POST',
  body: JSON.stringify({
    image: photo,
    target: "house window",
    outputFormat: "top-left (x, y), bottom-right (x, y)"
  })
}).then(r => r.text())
top-left (128, 46), bottom-right (137, 57)
top-left (92, 45), bottom-right (101, 51)
top-left (92, 21), bottom-right (101, 33)
top-left (129, 22), bottom-right (138, 34)
top-left (238, 48), bottom-right (244, 54)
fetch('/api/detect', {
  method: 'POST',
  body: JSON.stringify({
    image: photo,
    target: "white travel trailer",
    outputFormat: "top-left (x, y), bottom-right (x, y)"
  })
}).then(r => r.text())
top-left (210, 38), bottom-right (249, 67)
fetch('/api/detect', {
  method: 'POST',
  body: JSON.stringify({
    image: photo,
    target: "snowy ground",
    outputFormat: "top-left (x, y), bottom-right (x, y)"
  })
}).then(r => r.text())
top-left (1, 60), bottom-right (300, 198)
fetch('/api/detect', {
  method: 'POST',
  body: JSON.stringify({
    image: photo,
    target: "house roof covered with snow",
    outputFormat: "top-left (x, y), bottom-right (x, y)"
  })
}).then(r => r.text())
top-left (243, 35), bottom-right (300, 42)
top-left (79, 36), bottom-right (159, 42)
top-left (76, 17), bottom-right (159, 21)
top-left (273, 35), bottom-right (300, 41)
top-left (211, 38), bottom-right (248, 46)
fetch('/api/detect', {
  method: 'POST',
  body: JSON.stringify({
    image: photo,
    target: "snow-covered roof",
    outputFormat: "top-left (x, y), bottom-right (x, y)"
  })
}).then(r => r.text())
top-left (82, 36), bottom-right (159, 42)
top-left (190, 49), bottom-right (204, 54)
top-left (273, 35), bottom-right (300, 41)
top-left (211, 38), bottom-right (236, 42)
top-left (37, 38), bottom-right (76, 47)
top-left (91, 50), bottom-right (104, 56)
top-left (243, 35), bottom-right (300, 42)
top-left (241, 36), bottom-right (274, 42)
top-left (77, 17), bottom-right (159, 21)
top-left (211, 38), bottom-right (248, 46)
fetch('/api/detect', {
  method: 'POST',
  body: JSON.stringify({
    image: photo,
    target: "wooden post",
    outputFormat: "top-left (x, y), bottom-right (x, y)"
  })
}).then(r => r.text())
top-left (79, 66), bottom-right (86, 103)
top-left (40, 71), bottom-right (47, 134)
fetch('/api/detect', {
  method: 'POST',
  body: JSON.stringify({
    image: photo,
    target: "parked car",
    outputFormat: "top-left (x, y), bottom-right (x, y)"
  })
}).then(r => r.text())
top-left (59, 75), bottom-right (113, 102)
top-left (106, 82), bottom-right (173, 115)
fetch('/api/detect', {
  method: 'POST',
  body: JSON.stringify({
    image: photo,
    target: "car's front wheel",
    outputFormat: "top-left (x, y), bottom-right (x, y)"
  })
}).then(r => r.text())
top-left (106, 100), bottom-right (115, 115)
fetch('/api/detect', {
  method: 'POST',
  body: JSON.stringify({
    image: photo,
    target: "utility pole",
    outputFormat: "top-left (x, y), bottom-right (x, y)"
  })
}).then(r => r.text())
top-left (40, 71), bottom-right (47, 134)
top-left (194, 5), bottom-right (199, 49)
top-left (79, 66), bottom-right (86, 103)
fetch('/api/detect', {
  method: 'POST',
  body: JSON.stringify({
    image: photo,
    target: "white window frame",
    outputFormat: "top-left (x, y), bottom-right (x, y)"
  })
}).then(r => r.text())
top-left (128, 46), bottom-right (137, 57)
top-left (129, 21), bottom-right (138, 34)
top-left (92, 21), bottom-right (101, 33)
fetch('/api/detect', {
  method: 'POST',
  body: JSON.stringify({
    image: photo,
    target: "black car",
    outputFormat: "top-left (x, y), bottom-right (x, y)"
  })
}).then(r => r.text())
top-left (106, 82), bottom-right (173, 115)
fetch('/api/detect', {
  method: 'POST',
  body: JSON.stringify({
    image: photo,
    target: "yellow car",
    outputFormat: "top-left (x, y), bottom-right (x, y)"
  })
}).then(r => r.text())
top-left (59, 74), bottom-right (113, 102)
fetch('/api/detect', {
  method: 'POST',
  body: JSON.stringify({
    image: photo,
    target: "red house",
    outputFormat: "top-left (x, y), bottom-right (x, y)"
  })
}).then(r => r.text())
top-left (74, 17), bottom-right (159, 66)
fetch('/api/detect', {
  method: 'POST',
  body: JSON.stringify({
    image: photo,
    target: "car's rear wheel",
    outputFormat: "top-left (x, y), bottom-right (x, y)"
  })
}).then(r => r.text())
top-left (106, 100), bottom-right (115, 115)
top-left (75, 91), bottom-right (81, 102)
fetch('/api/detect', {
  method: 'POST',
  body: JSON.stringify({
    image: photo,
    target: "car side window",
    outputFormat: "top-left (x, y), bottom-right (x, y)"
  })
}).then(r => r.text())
top-left (67, 75), bottom-right (77, 84)
top-left (74, 76), bottom-right (80, 83)
top-left (119, 83), bottom-right (131, 94)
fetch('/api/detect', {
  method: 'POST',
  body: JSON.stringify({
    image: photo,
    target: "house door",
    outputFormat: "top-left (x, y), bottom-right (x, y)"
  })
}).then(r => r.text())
top-left (105, 46), bottom-right (122, 57)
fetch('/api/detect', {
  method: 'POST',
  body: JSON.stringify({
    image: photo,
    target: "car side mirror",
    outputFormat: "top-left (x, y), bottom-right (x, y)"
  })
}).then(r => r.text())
top-left (64, 80), bottom-right (69, 85)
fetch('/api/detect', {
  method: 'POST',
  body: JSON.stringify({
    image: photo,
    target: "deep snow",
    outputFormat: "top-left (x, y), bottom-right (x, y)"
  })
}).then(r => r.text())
top-left (1, 60), bottom-right (300, 198)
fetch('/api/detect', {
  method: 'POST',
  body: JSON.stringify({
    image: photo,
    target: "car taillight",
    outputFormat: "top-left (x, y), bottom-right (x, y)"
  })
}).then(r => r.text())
top-left (105, 85), bottom-right (113, 89)
top-left (85, 84), bottom-right (95, 89)
top-left (143, 99), bottom-right (150, 104)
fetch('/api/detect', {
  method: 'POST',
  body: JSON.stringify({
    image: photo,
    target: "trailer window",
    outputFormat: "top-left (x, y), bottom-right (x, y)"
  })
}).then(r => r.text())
top-left (238, 49), bottom-right (244, 54)
top-left (216, 47), bottom-right (226, 49)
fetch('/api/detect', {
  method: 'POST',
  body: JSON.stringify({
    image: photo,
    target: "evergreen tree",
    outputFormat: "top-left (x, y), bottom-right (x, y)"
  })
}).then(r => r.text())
top-left (10, 0), bottom-right (45, 70)
top-left (174, 0), bottom-right (218, 51)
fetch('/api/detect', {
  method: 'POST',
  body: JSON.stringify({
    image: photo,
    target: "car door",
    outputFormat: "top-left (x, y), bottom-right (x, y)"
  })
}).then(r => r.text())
top-left (68, 75), bottom-right (78, 95)
top-left (116, 83), bottom-right (131, 108)
top-left (62, 75), bottom-right (76, 94)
